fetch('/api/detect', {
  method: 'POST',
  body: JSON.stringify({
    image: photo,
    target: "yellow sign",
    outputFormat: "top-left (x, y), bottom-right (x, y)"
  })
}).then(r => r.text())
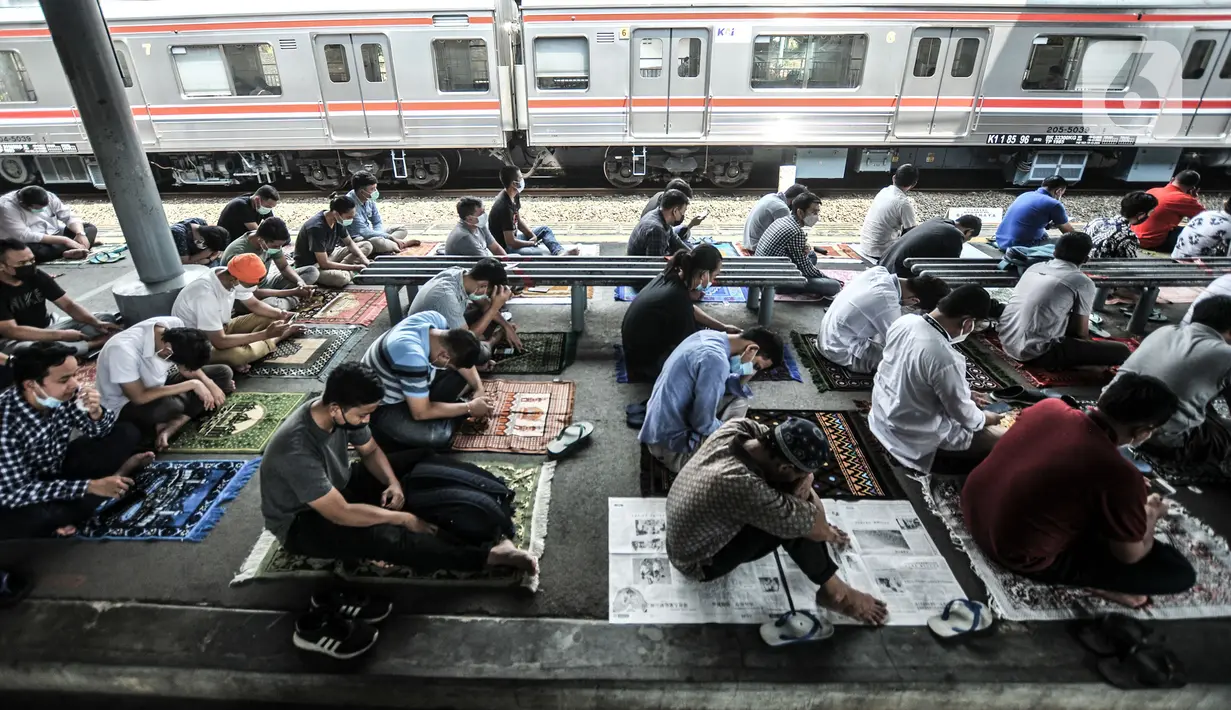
top-left (886, 31), bottom-right (896, 44)
top-left (619, 27), bottom-right (630, 40)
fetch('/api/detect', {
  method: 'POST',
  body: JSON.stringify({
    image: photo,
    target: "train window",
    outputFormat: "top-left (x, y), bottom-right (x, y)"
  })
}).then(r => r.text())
top-left (1022, 35), bottom-right (1140, 92)
top-left (913, 38), bottom-right (940, 78)
top-left (171, 43), bottom-right (282, 97)
top-left (324, 44), bottom-right (351, 83)
top-left (361, 44), bottom-right (387, 83)
top-left (750, 35), bottom-right (866, 90)
top-left (114, 44), bottom-right (134, 88)
top-left (677, 38), bottom-right (701, 78)
top-left (433, 39), bottom-right (489, 92)
top-left (0, 51), bottom-right (36, 102)
top-left (1183, 40), bottom-right (1216, 80)
top-left (1221, 51), bottom-right (1231, 79)
top-left (639, 38), bottom-right (663, 78)
top-left (951, 38), bottom-right (980, 78)
top-left (534, 37), bottom-right (589, 90)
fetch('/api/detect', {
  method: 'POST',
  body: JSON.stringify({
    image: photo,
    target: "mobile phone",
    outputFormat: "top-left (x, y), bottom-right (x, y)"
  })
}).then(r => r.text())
top-left (1149, 476), bottom-right (1177, 498)
top-left (698, 210), bottom-right (709, 220)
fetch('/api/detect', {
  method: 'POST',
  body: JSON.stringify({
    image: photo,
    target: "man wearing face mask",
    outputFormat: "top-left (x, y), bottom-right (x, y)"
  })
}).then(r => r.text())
top-left (869, 285), bottom-right (1005, 474)
top-left (0, 342), bottom-right (151, 539)
top-left (0, 238), bottom-right (122, 358)
top-left (1087, 191), bottom-right (1158, 260)
top-left (171, 253), bottom-right (303, 371)
top-left (345, 171), bottom-right (420, 255)
top-left (222, 217), bottom-right (319, 313)
top-left (95, 317), bottom-right (233, 451)
top-left (818, 267), bottom-right (951, 374)
top-left (640, 326), bottom-right (784, 473)
top-left (217, 185), bottom-right (279, 245)
top-left (754, 192), bottom-right (842, 298)
top-left (0, 185), bottom-right (98, 262)
top-left (407, 256), bottom-right (523, 355)
top-left (445, 197), bottom-right (507, 257)
top-left (489, 166), bottom-right (578, 256)
top-left (998, 232), bottom-right (1131, 370)
top-left (627, 188), bottom-right (692, 257)
top-left (962, 374), bottom-right (1195, 609)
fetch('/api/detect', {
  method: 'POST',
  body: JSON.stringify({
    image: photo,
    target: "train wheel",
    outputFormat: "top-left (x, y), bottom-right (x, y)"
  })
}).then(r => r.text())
top-left (409, 152), bottom-right (450, 190)
top-left (707, 158), bottom-right (751, 189)
top-left (603, 157), bottom-right (644, 189)
top-left (0, 157), bottom-right (31, 186)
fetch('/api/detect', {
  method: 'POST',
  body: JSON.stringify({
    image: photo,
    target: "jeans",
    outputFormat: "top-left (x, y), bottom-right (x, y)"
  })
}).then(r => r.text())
top-left (512, 226), bottom-right (564, 256)
top-left (282, 452), bottom-right (494, 571)
top-left (369, 369), bottom-right (471, 450)
top-left (778, 276), bottom-right (842, 298)
top-left (1028, 337), bottom-right (1131, 370)
top-left (1022, 537), bottom-right (1196, 596)
top-left (0, 422), bottom-right (141, 539)
top-left (647, 396), bottom-right (751, 473)
top-left (28, 224), bottom-right (98, 263)
top-left (0, 313), bottom-right (120, 357)
top-left (701, 524), bottom-right (838, 586)
top-left (117, 366), bottom-right (235, 441)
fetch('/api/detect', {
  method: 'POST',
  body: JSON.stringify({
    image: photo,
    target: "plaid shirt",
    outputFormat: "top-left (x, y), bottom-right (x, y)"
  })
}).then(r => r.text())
top-left (1087, 215), bottom-right (1140, 260)
top-left (626, 209), bottom-right (689, 257)
top-left (0, 387), bottom-right (117, 509)
top-left (753, 215), bottom-right (824, 278)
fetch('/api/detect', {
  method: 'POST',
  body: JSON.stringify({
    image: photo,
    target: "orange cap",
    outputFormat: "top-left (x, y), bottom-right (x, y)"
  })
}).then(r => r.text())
top-left (227, 253), bottom-right (267, 283)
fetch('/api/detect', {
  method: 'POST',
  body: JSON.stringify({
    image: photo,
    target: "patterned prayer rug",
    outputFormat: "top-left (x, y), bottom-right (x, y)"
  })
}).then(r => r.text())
top-left (614, 284), bottom-right (747, 303)
top-left (397, 241), bottom-right (441, 256)
top-left (791, 331), bottom-right (1009, 392)
top-left (510, 284), bottom-right (595, 305)
top-left (78, 460), bottom-right (257, 542)
top-left (76, 361), bottom-right (97, 385)
top-left (960, 332), bottom-right (1138, 388)
top-left (612, 343), bottom-right (802, 384)
top-left (296, 287), bottom-right (386, 327)
top-left (163, 392), bottom-right (308, 454)
top-left (821, 243), bottom-right (866, 261)
top-left (640, 443), bottom-right (675, 497)
top-left (985, 287), bottom-right (1015, 303)
top-left (451, 380), bottom-right (575, 454)
top-left (247, 325), bottom-right (364, 381)
top-left (489, 332), bottom-right (575, 375)
top-left (231, 461), bottom-right (554, 590)
top-left (925, 476), bottom-right (1231, 621)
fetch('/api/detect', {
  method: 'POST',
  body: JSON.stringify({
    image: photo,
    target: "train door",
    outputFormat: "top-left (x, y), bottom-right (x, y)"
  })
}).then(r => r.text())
top-left (314, 36), bottom-right (368, 139)
top-left (894, 28), bottom-right (988, 138)
top-left (1177, 31), bottom-right (1231, 139)
top-left (349, 35), bottom-right (401, 141)
top-left (629, 29), bottom-right (710, 138)
top-left (112, 41), bottom-right (157, 147)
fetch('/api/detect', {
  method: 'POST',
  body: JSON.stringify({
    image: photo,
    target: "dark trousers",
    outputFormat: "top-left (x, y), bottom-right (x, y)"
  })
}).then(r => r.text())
top-left (282, 451), bottom-right (493, 571)
top-left (28, 223), bottom-right (99, 263)
top-left (1152, 226), bottom-right (1184, 254)
top-left (1028, 337), bottom-right (1131, 370)
top-left (118, 366), bottom-right (235, 442)
top-left (701, 525), bottom-right (838, 587)
top-left (0, 422), bottom-right (141, 539)
top-left (370, 369), bottom-right (471, 450)
top-left (1022, 537), bottom-right (1196, 596)
top-left (1141, 409), bottom-right (1231, 475)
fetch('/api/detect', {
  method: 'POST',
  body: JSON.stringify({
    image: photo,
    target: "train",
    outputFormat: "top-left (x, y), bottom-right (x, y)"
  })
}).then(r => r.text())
top-left (0, 0), bottom-right (1230, 191)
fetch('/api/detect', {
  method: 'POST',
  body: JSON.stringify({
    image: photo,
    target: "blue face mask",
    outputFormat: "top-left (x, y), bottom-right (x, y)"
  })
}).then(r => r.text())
top-left (32, 385), bottom-right (64, 409)
top-left (729, 356), bottom-right (755, 377)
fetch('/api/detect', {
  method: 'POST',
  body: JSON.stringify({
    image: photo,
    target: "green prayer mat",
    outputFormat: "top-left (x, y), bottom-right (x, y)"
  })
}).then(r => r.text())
top-left (163, 392), bottom-right (308, 455)
top-left (488, 332), bottom-right (575, 375)
top-left (231, 461), bottom-right (554, 589)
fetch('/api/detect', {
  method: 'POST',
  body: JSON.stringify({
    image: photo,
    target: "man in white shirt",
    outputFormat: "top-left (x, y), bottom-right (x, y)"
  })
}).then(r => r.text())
top-left (1183, 273), bottom-right (1231, 325)
top-left (859, 165), bottom-right (919, 259)
top-left (0, 186), bottom-right (97, 263)
top-left (870, 285), bottom-right (1005, 473)
top-left (998, 232), bottom-right (1130, 370)
top-left (1171, 197), bottom-right (1231, 259)
top-left (742, 184), bottom-right (807, 252)
top-left (171, 253), bottom-right (302, 370)
top-left (97, 317), bottom-right (233, 450)
top-left (818, 267), bottom-right (950, 374)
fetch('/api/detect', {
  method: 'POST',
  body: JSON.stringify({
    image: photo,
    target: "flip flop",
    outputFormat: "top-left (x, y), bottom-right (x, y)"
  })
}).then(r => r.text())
top-left (759, 610), bottom-right (835, 647)
top-left (625, 401), bottom-right (648, 416)
top-left (546, 421), bottom-right (594, 460)
top-left (626, 411), bottom-right (645, 429)
top-left (1071, 613), bottom-right (1156, 657)
top-left (1097, 645), bottom-right (1187, 689)
top-left (927, 599), bottom-right (994, 640)
top-left (87, 251), bottom-right (125, 264)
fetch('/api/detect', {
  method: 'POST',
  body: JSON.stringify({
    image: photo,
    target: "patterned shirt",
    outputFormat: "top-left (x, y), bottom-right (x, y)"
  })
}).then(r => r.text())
top-left (1172, 210), bottom-right (1231, 259)
top-left (169, 218), bottom-right (210, 258)
top-left (754, 215), bottom-right (824, 278)
top-left (626, 209), bottom-right (689, 257)
top-left (361, 310), bottom-right (449, 405)
top-left (665, 418), bottom-right (817, 579)
top-left (0, 387), bottom-right (118, 509)
top-left (1087, 215), bottom-right (1140, 260)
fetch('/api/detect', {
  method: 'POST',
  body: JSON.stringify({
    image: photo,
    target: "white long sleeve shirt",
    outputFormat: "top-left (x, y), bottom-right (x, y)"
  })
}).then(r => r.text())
top-left (0, 190), bottom-right (76, 243)
top-left (869, 313), bottom-right (985, 473)
top-left (818, 266), bottom-right (903, 367)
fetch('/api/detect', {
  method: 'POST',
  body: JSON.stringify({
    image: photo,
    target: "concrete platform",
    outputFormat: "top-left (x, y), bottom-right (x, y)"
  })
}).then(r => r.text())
top-left (2, 242), bottom-right (1230, 708)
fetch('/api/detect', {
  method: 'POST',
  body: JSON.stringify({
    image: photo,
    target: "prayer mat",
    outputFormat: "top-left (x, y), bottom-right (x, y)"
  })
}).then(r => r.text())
top-left (821, 243), bottom-right (865, 261)
top-left (78, 460), bottom-right (257, 542)
top-left (614, 284), bottom-right (746, 303)
top-left (925, 476), bottom-right (1231, 621)
top-left (76, 361), bottom-right (97, 386)
top-left (232, 461), bottom-right (554, 590)
top-left (451, 380), bottom-right (575, 454)
top-left (397, 241), bottom-right (441, 256)
top-left (613, 344), bottom-right (801, 384)
top-left (985, 287), bottom-right (1015, 303)
top-left (247, 325), bottom-right (364, 381)
top-left (1157, 286), bottom-right (1205, 305)
top-left (163, 392), bottom-right (308, 454)
top-left (639, 443), bottom-right (675, 497)
top-left (510, 284), bottom-right (594, 305)
top-left (296, 287), bottom-right (386, 327)
top-left (792, 331), bottom-right (1009, 393)
top-left (960, 332), bottom-right (1138, 388)
top-left (489, 332), bottom-right (575, 375)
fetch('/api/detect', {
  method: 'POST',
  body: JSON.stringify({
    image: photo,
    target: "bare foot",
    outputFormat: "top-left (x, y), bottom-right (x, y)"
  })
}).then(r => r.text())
top-left (118, 451), bottom-right (155, 477)
top-left (153, 424), bottom-right (171, 452)
top-left (564, 247), bottom-right (581, 256)
top-left (365, 559), bottom-right (395, 569)
top-left (1089, 588), bottom-right (1149, 609)
top-left (487, 538), bottom-right (539, 574)
top-left (817, 576), bottom-right (889, 625)
top-left (235, 364), bottom-right (251, 375)
top-left (54, 525), bottom-right (78, 537)
top-left (62, 248), bottom-right (89, 260)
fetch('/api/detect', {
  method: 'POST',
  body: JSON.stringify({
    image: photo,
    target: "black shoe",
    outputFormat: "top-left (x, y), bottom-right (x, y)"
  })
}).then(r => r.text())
top-left (293, 610), bottom-right (379, 660)
top-left (310, 590), bottom-right (392, 624)
top-left (989, 385), bottom-right (1048, 406)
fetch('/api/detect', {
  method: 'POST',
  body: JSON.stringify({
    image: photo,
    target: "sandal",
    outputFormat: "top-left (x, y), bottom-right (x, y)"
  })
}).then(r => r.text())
top-left (760, 610), bottom-right (834, 647)
top-left (927, 599), bottom-right (995, 640)
top-left (546, 421), bottom-right (594, 460)
top-left (1097, 644), bottom-right (1187, 689)
top-left (1071, 613), bottom-right (1156, 657)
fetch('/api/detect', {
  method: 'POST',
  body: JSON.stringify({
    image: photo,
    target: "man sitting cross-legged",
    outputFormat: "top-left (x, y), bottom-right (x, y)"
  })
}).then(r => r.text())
top-left (222, 217), bottom-right (319, 313)
top-left (666, 416), bottom-right (888, 624)
top-left (0, 343), bottom-right (152, 539)
top-left (962, 373), bottom-right (1195, 608)
top-left (407, 256), bottom-right (523, 359)
top-left (171, 253), bottom-right (303, 372)
top-left (362, 310), bottom-right (493, 450)
top-left (640, 326), bottom-right (784, 473)
top-left (869, 285), bottom-right (1005, 474)
top-left (260, 363), bottom-right (537, 576)
top-left (96, 317), bottom-right (234, 451)
top-left (817, 266), bottom-right (950, 375)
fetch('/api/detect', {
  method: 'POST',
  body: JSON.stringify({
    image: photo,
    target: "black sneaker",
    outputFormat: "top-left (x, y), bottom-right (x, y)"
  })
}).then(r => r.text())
top-left (310, 590), bottom-right (392, 624)
top-left (293, 610), bottom-right (378, 660)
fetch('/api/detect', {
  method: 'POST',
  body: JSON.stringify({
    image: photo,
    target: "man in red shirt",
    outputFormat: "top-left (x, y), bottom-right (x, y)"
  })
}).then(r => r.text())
top-left (1133, 170), bottom-right (1206, 252)
top-left (960, 373), bottom-right (1195, 608)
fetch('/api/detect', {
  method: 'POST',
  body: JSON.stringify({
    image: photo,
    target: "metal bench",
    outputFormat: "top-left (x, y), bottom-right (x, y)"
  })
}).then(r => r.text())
top-left (904, 257), bottom-right (1231, 334)
top-left (354, 255), bottom-right (813, 332)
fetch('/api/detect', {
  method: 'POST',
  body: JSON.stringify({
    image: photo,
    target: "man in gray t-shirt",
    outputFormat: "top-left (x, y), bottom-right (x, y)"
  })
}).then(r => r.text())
top-left (444, 197), bottom-right (506, 257)
top-left (407, 258), bottom-right (522, 352)
top-left (997, 233), bottom-right (1130, 370)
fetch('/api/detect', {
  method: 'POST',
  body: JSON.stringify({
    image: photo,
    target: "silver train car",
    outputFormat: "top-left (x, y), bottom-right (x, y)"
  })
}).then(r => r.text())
top-left (0, 0), bottom-right (1229, 190)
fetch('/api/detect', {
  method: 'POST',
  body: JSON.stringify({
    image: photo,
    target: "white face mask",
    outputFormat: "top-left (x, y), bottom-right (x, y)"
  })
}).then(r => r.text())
top-left (515, 179), bottom-right (526, 192)
top-left (949, 319), bottom-right (975, 345)
top-left (803, 213), bottom-right (819, 227)
top-left (257, 205), bottom-right (273, 216)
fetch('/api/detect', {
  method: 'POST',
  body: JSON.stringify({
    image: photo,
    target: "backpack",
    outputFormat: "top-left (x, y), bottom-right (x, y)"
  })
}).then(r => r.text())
top-left (401, 462), bottom-right (517, 545)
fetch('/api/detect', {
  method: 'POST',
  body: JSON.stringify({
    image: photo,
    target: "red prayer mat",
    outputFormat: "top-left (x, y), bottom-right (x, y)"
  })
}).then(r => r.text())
top-left (968, 332), bottom-right (1139, 388)
top-left (296, 287), bottom-right (387, 327)
top-left (450, 380), bottom-right (575, 454)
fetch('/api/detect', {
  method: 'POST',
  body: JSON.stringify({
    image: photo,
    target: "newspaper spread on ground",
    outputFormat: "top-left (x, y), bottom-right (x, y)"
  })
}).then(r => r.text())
top-left (608, 498), bottom-right (965, 626)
